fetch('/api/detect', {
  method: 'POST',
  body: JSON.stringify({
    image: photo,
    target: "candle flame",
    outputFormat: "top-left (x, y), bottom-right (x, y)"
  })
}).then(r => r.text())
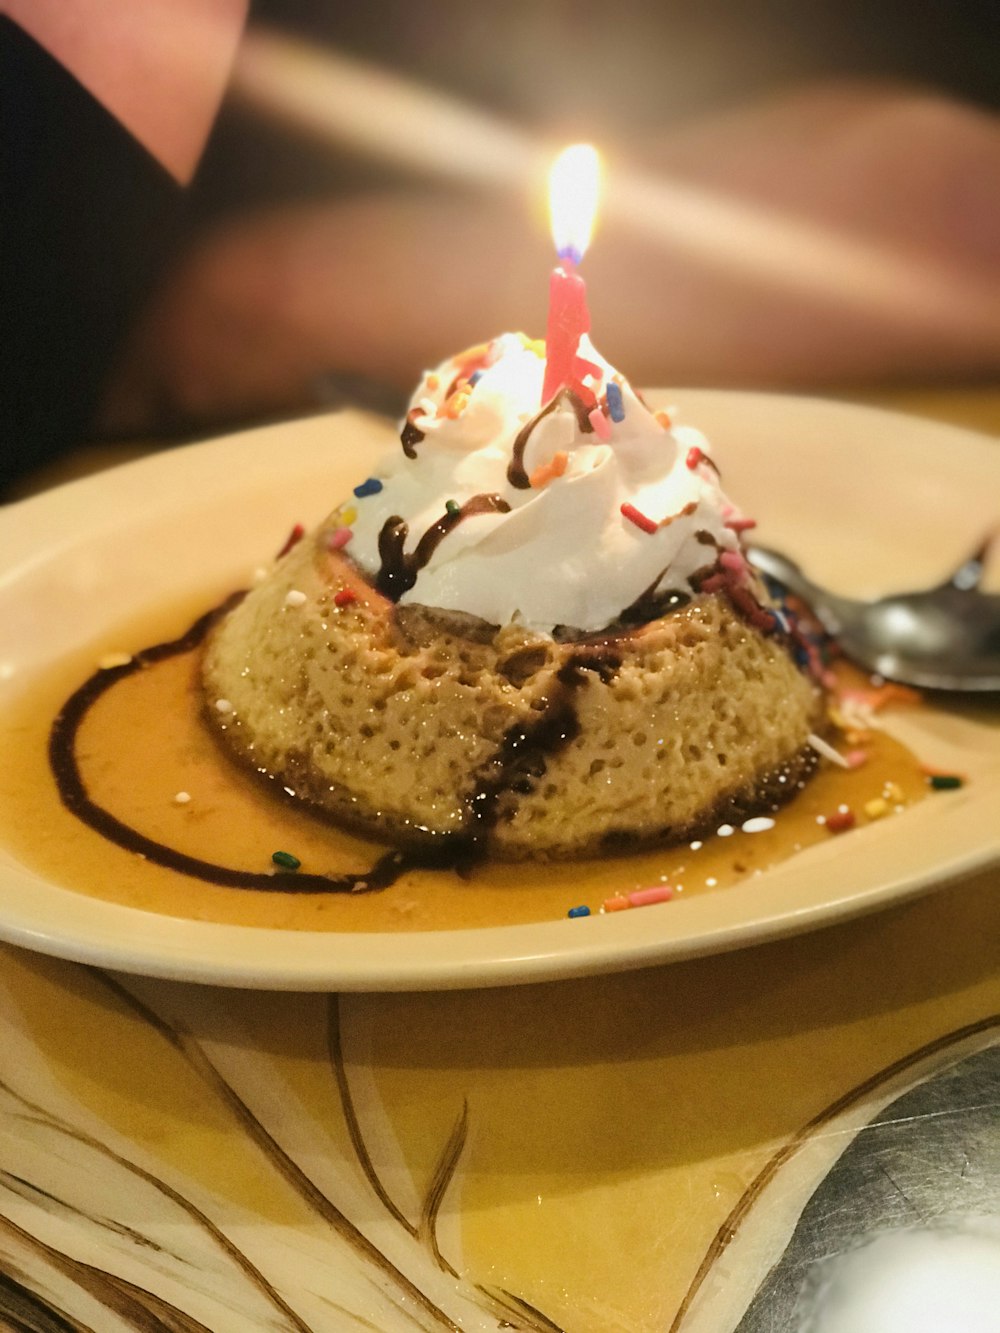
top-left (549, 144), bottom-right (600, 265)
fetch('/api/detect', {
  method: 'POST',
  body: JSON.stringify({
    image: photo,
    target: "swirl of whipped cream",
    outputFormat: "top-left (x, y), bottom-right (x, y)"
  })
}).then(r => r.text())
top-left (340, 333), bottom-right (748, 634)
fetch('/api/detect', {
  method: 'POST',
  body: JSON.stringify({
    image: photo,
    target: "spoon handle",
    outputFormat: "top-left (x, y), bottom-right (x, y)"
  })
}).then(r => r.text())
top-left (745, 546), bottom-right (851, 637)
top-left (745, 546), bottom-right (817, 599)
top-left (941, 527), bottom-right (999, 593)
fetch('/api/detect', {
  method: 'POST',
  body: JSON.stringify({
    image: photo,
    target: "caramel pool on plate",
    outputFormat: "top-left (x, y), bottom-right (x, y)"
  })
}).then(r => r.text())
top-left (0, 597), bottom-right (928, 935)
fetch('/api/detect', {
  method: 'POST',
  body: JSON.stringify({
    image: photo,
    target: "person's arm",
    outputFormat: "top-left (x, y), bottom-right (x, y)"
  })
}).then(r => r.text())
top-left (0, 0), bottom-right (245, 183)
top-left (101, 82), bottom-right (1000, 438)
top-left (0, 1), bottom-right (247, 494)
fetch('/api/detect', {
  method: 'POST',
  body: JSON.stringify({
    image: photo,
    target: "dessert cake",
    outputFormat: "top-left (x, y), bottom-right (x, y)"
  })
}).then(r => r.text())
top-left (202, 334), bottom-right (826, 860)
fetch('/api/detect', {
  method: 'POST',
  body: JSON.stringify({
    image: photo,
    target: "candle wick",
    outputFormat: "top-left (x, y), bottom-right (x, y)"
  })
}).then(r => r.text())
top-left (557, 246), bottom-right (582, 268)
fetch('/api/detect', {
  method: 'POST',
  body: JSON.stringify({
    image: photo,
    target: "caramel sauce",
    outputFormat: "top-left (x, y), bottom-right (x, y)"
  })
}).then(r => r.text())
top-left (0, 596), bottom-right (930, 935)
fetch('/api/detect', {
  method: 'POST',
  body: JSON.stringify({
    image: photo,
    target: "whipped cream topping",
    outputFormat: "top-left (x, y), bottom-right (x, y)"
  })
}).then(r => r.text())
top-left (336, 333), bottom-right (750, 634)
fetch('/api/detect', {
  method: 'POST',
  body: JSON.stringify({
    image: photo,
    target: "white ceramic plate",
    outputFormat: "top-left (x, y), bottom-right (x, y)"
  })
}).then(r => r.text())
top-left (1, 394), bottom-right (998, 991)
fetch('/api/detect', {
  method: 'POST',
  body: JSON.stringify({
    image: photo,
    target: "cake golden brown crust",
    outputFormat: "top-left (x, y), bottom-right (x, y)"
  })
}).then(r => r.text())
top-left (201, 534), bottom-right (825, 860)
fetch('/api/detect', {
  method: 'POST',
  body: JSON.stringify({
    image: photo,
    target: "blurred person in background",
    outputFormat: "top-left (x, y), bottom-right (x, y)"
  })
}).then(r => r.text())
top-left (3, 0), bottom-right (1000, 497)
top-left (1, 0), bottom-right (248, 493)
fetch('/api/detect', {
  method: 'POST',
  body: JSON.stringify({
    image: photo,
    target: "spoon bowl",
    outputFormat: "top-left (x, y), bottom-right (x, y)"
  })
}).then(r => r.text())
top-left (749, 535), bottom-right (1000, 693)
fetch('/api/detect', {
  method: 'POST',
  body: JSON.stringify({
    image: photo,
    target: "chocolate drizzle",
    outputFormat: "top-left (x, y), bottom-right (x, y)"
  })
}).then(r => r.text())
top-left (463, 647), bottom-right (621, 848)
top-left (507, 388), bottom-right (594, 489)
top-left (400, 411), bottom-right (425, 458)
top-left (376, 494), bottom-right (511, 600)
top-left (619, 570), bottom-right (692, 626)
top-left (46, 595), bottom-right (626, 892)
top-left (47, 601), bottom-right (436, 895)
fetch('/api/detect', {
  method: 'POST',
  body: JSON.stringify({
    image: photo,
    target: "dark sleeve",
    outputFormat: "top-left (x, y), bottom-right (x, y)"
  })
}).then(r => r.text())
top-left (0, 17), bottom-right (185, 494)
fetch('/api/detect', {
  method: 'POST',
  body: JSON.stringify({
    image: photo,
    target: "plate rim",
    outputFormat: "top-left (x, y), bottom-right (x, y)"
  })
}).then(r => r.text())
top-left (1, 391), bottom-right (998, 991)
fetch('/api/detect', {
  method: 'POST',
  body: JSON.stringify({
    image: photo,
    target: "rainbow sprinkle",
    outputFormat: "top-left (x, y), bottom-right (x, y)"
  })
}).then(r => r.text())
top-left (628, 885), bottom-right (673, 907)
top-left (530, 451), bottom-right (569, 489)
top-left (599, 885), bottom-right (675, 912)
top-left (328, 527), bottom-right (353, 550)
top-left (353, 478), bottom-right (383, 498)
top-left (606, 382), bottom-right (625, 421)
top-left (442, 389), bottom-right (470, 419)
top-left (621, 502), bottom-right (658, 534)
top-left (276, 523), bottom-right (305, 558)
top-left (455, 340), bottom-right (491, 365)
top-left (567, 905), bottom-right (591, 918)
top-left (825, 808), bottom-right (856, 833)
top-left (588, 406), bottom-right (612, 440)
top-left (720, 550), bottom-right (747, 575)
top-left (334, 588), bottom-right (357, 607)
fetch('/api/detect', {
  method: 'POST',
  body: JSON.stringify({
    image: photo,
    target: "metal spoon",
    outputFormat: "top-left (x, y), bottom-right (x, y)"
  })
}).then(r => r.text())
top-left (748, 533), bottom-right (1000, 692)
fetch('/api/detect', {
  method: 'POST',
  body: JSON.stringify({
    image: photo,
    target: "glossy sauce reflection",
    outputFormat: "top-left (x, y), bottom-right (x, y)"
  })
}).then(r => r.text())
top-left (0, 597), bottom-right (930, 934)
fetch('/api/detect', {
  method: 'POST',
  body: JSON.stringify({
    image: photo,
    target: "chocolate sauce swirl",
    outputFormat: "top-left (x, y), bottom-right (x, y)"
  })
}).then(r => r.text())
top-left (376, 493), bottom-right (511, 600)
top-left (507, 388), bottom-right (594, 489)
top-left (48, 601), bottom-right (436, 895)
top-left (618, 569), bottom-right (692, 626)
top-left (400, 411), bottom-right (425, 458)
top-left (48, 599), bottom-right (620, 890)
top-left (46, 592), bottom-right (638, 896)
top-left (463, 647), bottom-right (621, 845)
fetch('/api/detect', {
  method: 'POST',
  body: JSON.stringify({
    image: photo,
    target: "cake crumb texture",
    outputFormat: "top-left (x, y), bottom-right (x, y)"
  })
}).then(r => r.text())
top-left (202, 536), bottom-right (823, 860)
